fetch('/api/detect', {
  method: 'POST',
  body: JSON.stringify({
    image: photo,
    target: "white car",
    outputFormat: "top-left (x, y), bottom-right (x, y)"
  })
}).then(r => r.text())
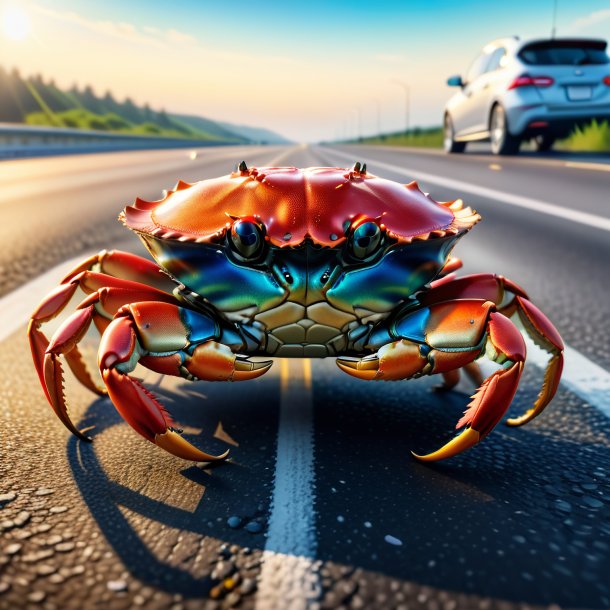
top-left (443, 37), bottom-right (610, 154)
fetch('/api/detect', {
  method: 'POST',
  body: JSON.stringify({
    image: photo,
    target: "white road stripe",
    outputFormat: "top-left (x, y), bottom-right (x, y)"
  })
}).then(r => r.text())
top-left (324, 147), bottom-right (610, 233)
top-left (523, 336), bottom-right (610, 419)
top-left (255, 359), bottom-right (320, 610)
top-left (347, 143), bottom-right (610, 173)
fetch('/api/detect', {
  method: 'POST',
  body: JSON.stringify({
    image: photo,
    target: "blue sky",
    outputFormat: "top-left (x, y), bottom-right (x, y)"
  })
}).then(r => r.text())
top-left (2, 0), bottom-right (609, 141)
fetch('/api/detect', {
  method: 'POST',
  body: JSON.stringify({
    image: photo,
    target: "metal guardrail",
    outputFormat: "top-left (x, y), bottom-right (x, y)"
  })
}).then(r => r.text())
top-left (0, 123), bottom-right (237, 159)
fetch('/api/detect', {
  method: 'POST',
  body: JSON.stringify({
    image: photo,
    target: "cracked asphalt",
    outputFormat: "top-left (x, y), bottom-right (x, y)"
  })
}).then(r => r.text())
top-left (0, 144), bottom-right (608, 610)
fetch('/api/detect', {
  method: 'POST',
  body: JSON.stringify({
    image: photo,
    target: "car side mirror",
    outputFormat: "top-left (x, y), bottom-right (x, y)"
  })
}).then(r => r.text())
top-left (447, 75), bottom-right (464, 87)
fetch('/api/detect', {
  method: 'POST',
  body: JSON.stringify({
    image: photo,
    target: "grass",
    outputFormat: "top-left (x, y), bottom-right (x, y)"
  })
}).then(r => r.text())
top-left (348, 127), bottom-right (444, 148)
top-left (351, 121), bottom-right (610, 153)
top-left (558, 120), bottom-right (610, 152)
top-left (25, 108), bottom-right (219, 140)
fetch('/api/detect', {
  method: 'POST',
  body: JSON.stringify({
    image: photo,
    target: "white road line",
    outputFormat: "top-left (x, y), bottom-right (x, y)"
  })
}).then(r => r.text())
top-left (324, 147), bottom-right (610, 233)
top-left (523, 337), bottom-right (610, 419)
top-left (348, 143), bottom-right (610, 173)
top-left (255, 359), bottom-right (320, 610)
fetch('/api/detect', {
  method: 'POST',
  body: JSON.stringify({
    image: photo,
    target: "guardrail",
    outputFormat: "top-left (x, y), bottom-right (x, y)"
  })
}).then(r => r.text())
top-left (0, 123), bottom-right (240, 159)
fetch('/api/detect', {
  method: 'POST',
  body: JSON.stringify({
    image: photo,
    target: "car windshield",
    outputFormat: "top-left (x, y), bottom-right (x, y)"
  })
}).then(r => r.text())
top-left (519, 40), bottom-right (609, 65)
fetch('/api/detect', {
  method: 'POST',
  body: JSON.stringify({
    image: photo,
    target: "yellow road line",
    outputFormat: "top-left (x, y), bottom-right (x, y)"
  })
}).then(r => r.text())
top-left (280, 358), bottom-right (290, 392)
top-left (302, 359), bottom-right (312, 390)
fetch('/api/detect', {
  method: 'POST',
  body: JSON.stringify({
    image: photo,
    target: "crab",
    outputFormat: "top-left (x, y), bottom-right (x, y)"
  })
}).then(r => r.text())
top-left (28, 162), bottom-right (564, 463)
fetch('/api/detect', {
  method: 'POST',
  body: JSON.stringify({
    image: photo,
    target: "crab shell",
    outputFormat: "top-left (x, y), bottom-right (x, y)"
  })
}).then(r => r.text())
top-left (121, 165), bottom-right (479, 248)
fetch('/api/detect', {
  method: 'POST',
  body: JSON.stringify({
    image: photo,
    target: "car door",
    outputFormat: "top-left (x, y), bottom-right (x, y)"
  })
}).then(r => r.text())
top-left (451, 51), bottom-right (492, 136)
top-left (469, 47), bottom-right (507, 134)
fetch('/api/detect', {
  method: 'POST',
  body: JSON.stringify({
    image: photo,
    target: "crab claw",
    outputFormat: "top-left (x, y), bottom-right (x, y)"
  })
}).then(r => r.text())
top-left (43, 351), bottom-right (92, 442)
top-left (336, 355), bottom-right (380, 380)
top-left (99, 313), bottom-right (232, 462)
top-left (412, 313), bottom-right (525, 463)
top-left (411, 428), bottom-right (480, 462)
top-left (42, 305), bottom-right (100, 441)
top-left (337, 340), bottom-right (428, 381)
top-left (412, 362), bottom-right (523, 462)
top-left (102, 367), bottom-right (229, 462)
top-left (234, 356), bottom-right (273, 380)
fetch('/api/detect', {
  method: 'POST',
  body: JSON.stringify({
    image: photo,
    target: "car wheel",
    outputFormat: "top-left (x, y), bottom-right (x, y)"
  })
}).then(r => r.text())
top-left (533, 134), bottom-right (555, 152)
top-left (443, 115), bottom-right (466, 154)
top-left (490, 105), bottom-right (521, 155)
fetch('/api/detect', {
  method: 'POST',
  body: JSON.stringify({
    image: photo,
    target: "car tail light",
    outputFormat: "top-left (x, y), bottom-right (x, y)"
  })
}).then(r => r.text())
top-left (508, 74), bottom-right (555, 90)
top-left (603, 76), bottom-right (610, 86)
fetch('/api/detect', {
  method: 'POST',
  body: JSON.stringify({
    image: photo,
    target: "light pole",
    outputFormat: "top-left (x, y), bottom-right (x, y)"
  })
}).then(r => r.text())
top-left (391, 79), bottom-right (410, 135)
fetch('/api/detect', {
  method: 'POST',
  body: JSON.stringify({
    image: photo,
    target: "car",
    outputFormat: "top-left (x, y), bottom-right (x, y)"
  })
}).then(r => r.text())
top-left (443, 37), bottom-right (610, 155)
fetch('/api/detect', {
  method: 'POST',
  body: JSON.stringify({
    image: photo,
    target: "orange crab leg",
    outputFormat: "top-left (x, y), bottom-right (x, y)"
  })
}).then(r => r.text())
top-left (420, 272), bottom-right (563, 426)
top-left (61, 249), bottom-right (175, 293)
top-left (506, 296), bottom-right (563, 426)
top-left (338, 300), bottom-right (528, 462)
top-left (29, 248), bottom-right (174, 376)
top-left (43, 298), bottom-right (271, 461)
top-left (29, 268), bottom-right (179, 403)
top-left (96, 302), bottom-right (271, 461)
top-left (39, 284), bottom-right (180, 440)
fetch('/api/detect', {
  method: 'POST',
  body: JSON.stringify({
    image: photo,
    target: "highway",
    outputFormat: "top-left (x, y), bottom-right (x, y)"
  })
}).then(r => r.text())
top-left (0, 144), bottom-right (609, 610)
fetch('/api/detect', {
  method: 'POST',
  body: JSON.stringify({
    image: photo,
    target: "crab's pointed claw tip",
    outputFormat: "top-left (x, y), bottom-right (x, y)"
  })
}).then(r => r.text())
top-left (505, 412), bottom-right (534, 427)
top-left (43, 352), bottom-right (92, 442)
top-left (154, 430), bottom-right (230, 462)
top-left (411, 427), bottom-right (481, 463)
top-left (336, 356), bottom-right (379, 380)
top-left (233, 358), bottom-right (273, 381)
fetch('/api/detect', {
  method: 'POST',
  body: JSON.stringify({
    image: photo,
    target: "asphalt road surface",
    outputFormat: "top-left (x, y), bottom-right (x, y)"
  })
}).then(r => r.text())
top-left (0, 144), bottom-right (609, 610)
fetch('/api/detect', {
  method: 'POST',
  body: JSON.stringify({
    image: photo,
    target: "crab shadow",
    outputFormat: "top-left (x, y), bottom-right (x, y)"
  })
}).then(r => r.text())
top-left (67, 375), bottom-right (280, 597)
top-left (66, 366), bottom-right (610, 606)
top-left (311, 365), bottom-right (610, 608)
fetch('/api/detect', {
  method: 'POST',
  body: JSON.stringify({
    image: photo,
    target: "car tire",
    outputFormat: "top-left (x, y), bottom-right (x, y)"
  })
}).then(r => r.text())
top-left (443, 115), bottom-right (466, 154)
top-left (533, 134), bottom-right (555, 152)
top-left (490, 105), bottom-right (521, 155)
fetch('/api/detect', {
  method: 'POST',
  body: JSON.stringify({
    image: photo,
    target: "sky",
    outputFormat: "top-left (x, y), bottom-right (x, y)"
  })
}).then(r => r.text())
top-left (1, 0), bottom-right (609, 142)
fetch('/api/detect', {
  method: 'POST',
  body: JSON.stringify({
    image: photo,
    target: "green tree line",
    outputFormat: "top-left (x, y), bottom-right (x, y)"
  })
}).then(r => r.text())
top-left (0, 66), bottom-right (247, 142)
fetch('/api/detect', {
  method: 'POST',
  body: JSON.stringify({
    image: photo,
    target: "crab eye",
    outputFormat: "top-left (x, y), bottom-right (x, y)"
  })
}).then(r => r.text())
top-left (351, 221), bottom-right (382, 259)
top-left (230, 220), bottom-right (263, 258)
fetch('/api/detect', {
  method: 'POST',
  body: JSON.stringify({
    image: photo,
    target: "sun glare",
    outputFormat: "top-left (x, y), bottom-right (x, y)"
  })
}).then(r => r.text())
top-left (2, 5), bottom-right (30, 41)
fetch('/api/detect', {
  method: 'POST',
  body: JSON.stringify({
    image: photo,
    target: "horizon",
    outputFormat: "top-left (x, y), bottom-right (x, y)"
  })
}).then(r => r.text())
top-left (1, 0), bottom-right (609, 142)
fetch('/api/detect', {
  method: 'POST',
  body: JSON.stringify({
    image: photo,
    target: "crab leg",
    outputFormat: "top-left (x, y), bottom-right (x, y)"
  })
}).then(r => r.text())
top-left (29, 248), bottom-right (174, 384)
top-left (96, 302), bottom-right (271, 461)
top-left (420, 272), bottom-right (563, 424)
top-left (337, 300), bottom-right (527, 461)
top-left (29, 269), bottom-right (179, 401)
top-left (61, 249), bottom-right (175, 292)
top-left (505, 296), bottom-right (563, 426)
top-left (45, 300), bottom-right (271, 461)
top-left (413, 312), bottom-right (525, 461)
top-left (40, 285), bottom-right (180, 440)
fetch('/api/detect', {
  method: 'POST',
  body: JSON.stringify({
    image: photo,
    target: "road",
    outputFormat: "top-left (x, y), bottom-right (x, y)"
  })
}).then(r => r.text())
top-left (0, 144), bottom-right (609, 610)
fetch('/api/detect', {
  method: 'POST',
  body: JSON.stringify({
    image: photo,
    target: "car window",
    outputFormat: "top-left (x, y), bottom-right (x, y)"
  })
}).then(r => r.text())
top-left (486, 47), bottom-right (506, 72)
top-left (465, 53), bottom-right (491, 84)
top-left (519, 41), bottom-right (609, 65)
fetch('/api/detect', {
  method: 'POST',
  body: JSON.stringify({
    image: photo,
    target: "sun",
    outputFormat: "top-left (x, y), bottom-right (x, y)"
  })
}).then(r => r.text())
top-left (2, 5), bottom-right (30, 41)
